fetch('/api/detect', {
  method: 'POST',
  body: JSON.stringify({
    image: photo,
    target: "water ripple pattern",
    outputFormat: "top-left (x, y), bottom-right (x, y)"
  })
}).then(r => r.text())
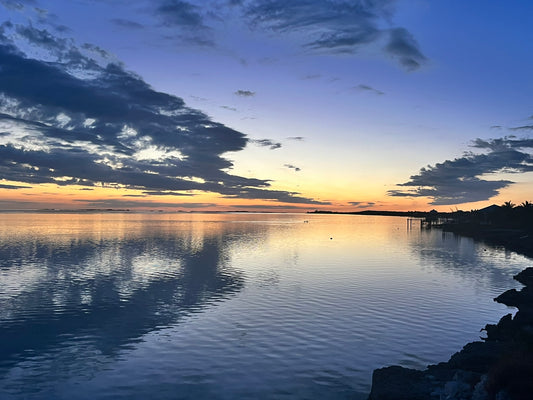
top-left (0, 213), bottom-right (530, 399)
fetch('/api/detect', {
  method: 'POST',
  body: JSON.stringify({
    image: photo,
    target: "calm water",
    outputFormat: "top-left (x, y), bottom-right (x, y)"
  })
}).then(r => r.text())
top-left (0, 213), bottom-right (530, 399)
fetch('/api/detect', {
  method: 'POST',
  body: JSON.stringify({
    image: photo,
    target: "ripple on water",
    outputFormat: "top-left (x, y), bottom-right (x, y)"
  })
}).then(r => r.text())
top-left (0, 213), bottom-right (529, 399)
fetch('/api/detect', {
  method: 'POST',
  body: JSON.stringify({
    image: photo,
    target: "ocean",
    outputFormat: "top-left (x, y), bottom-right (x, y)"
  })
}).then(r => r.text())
top-left (0, 212), bottom-right (529, 399)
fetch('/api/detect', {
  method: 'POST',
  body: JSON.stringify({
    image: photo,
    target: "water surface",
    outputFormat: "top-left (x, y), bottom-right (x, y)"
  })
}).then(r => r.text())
top-left (0, 213), bottom-right (530, 399)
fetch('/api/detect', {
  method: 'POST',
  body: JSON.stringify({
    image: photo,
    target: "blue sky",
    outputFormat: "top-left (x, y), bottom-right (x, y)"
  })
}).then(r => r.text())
top-left (0, 0), bottom-right (533, 211)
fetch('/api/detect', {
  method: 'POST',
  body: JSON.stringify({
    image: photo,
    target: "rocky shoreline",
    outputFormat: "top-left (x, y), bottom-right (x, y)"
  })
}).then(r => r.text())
top-left (367, 227), bottom-right (533, 400)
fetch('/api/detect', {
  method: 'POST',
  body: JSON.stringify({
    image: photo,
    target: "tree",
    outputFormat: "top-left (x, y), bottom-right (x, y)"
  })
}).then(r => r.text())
top-left (502, 201), bottom-right (516, 209)
top-left (520, 201), bottom-right (533, 208)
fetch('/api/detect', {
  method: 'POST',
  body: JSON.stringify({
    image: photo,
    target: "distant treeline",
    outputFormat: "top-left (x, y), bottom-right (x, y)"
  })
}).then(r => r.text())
top-left (308, 209), bottom-right (429, 218)
top-left (310, 201), bottom-right (533, 231)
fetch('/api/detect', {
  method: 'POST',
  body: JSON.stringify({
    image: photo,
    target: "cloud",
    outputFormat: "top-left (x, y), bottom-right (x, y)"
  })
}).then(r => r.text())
top-left (230, 204), bottom-right (309, 210)
top-left (354, 84), bottom-right (384, 95)
top-left (252, 138), bottom-right (281, 150)
top-left (510, 125), bottom-right (533, 131)
top-left (384, 28), bottom-right (426, 70)
top-left (0, 0), bottom-right (35, 11)
top-left (284, 164), bottom-right (301, 172)
top-left (348, 201), bottom-right (375, 208)
top-left (234, 89), bottom-right (255, 97)
top-left (154, 0), bottom-right (214, 46)
top-left (220, 105), bottom-right (237, 111)
top-left (110, 18), bottom-right (145, 30)
top-left (0, 182), bottom-right (31, 189)
top-left (388, 137), bottom-right (533, 205)
top-left (155, 0), bottom-right (205, 27)
top-left (142, 190), bottom-right (194, 196)
top-left (0, 23), bottom-right (327, 206)
top-left (242, 0), bottom-right (426, 70)
top-left (302, 74), bottom-right (321, 80)
top-left (287, 136), bottom-right (305, 141)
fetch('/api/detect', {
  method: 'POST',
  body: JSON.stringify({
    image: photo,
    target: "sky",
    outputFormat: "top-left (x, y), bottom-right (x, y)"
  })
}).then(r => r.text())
top-left (0, 0), bottom-right (533, 212)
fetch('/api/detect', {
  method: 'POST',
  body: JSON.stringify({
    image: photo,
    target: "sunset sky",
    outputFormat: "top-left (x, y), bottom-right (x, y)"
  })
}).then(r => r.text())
top-left (1, 0), bottom-right (533, 212)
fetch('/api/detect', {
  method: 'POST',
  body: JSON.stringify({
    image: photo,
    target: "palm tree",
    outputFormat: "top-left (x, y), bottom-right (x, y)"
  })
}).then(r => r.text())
top-left (502, 201), bottom-right (515, 209)
top-left (520, 201), bottom-right (533, 208)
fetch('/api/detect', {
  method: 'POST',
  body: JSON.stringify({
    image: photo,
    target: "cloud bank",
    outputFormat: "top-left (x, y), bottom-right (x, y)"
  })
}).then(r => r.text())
top-left (0, 22), bottom-right (326, 205)
top-left (388, 137), bottom-right (533, 205)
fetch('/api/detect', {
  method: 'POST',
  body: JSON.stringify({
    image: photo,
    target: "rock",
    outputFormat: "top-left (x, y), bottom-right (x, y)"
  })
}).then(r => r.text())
top-left (441, 370), bottom-right (481, 400)
top-left (367, 365), bottom-right (435, 400)
top-left (495, 289), bottom-right (522, 307)
top-left (483, 314), bottom-right (514, 341)
top-left (368, 263), bottom-right (533, 400)
top-left (513, 267), bottom-right (533, 286)
top-left (447, 342), bottom-right (504, 373)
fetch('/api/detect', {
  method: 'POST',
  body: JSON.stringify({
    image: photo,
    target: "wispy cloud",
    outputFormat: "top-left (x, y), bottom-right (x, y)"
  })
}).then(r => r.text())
top-left (220, 105), bottom-right (237, 111)
top-left (349, 201), bottom-right (375, 208)
top-left (384, 27), bottom-right (426, 70)
top-left (388, 137), bottom-right (533, 205)
top-left (287, 136), bottom-right (305, 141)
top-left (155, 0), bottom-right (205, 28)
top-left (252, 139), bottom-right (281, 150)
top-left (110, 18), bottom-right (145, 30)
top-left (235, 89), bottom-right (255, 97)
top-left (154, 0), bottom-right (214, 46)
top-left (284, 164), bottom-right (301, 172)
top-left (242, 0), bottom-right (426, 70)
top-left (510, 125), bottom-right (533, 131)
top-left (0, 22), bottom-right (327, 206)
top-left (230, 204), bottom-right (309, 210)
top-left (354, 84), bottom-right (384, 95)
top-left (0, 183), bottom-right (31, 189)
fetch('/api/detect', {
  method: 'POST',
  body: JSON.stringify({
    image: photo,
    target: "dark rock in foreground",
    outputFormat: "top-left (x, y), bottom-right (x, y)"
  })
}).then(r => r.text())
top-left (368, 268), bottom-right (533, 400)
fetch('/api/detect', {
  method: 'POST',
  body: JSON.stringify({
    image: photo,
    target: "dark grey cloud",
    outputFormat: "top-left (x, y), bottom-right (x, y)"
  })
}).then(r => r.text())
top-left (287, 136), bottom-right (305, 141)
top-left (252, 138), bottom-right (281, 150)
top-left (384, 27), bottom-right (426, 70)
top-left (302, 74), bottom-right (321, 80)
top-left (155, 0), bottom-right (204, 27)
top-left (242, 0), bottom-right (426, 70)
top-left (230, 204), bottom-right (309, 210)
top-left (510, 125), bottom-right (533, 131)
top-left (142, 191), bottom-right (194, 196)
top-left (284, 163), bottom-right (301, 172)
top-left (0, 23), bottom-right (327, 206)
top-left (349, 201), bottom-right (375, 208)
top-left (0, 182), bottom-right (31, 189)
top-left (154, 0), bottom-right (214, 46)
top-left (220, 105), bottom-right (237, 111)
top-left (388, 137), bottom-right (533, 205)
top-left (235, 89), bottom-right (255, 97)
top-left (222, 187), bottom-right (328, 205)
top-left (355, 84), bottom-right (384, 95)
top-left (0, 0), bottom-right (35, 11)
top-left (111, 18), bottom-right (145, 30)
